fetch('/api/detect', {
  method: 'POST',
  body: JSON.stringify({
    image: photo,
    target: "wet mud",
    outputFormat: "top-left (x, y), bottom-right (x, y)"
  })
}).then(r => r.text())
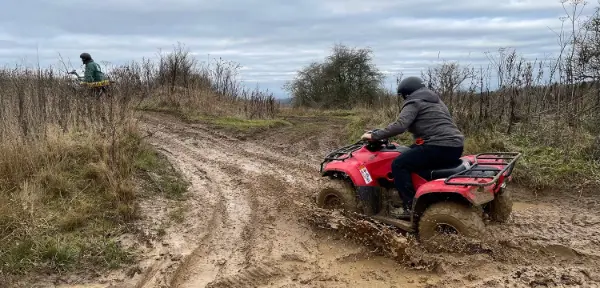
top-left (41, 111), bottom-right (600, 287)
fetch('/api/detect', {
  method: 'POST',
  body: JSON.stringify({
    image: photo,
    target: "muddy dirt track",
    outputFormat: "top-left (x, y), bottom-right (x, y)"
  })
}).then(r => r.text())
top-left (67, 112), bottom-right (600, 287)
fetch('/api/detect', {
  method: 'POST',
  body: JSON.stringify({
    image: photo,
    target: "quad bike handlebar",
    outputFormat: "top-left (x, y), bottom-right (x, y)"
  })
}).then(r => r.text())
top-left (360, 129), bottom-right (393, 151)
top-left (68, 70), bottom-right (79, 77)
top-left (356, 129), bottom-right (387, 144)
top-left (319, 129), bottom-right (392, 173)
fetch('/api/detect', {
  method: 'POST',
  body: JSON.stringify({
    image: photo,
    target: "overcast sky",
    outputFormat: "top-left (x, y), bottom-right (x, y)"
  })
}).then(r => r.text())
top-left (1, 0), bottom-right (596, 97)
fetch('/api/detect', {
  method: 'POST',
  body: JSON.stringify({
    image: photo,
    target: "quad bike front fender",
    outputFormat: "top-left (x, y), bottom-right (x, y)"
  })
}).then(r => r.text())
top-left (321, 161), bottom-right (378, 187)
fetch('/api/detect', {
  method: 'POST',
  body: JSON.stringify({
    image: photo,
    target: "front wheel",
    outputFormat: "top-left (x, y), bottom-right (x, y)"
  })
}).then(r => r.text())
top-left (418, 202), bottom-right (485, 244)
top-left (315, 179), bottom-right (358, 213)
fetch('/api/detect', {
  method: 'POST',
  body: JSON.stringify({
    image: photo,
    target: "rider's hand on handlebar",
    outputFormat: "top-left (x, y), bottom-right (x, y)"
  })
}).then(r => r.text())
top-left (361, 132), bottom-right (372, 141)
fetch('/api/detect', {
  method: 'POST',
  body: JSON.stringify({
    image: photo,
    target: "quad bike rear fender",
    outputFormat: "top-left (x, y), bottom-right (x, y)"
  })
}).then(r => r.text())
top-left (411, 189), bottom-right (489, 225)
top-left (411, 179), bottom-right (510, 223)
top-left (413, 152), bottom-right (522, 214)
top-left (415, 180), bottom-right (496, 207)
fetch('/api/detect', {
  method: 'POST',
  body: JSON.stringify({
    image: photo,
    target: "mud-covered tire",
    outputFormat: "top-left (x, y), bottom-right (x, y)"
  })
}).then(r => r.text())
top-left (418, 202), bottom-right (485, 242)
top-left (315, 179), bottom-right (358, 213)
top-left (487, 188), bottom-right (513, 223)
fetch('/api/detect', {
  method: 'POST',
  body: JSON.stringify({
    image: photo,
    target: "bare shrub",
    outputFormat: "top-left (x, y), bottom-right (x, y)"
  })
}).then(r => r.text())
top-left (283, 44), bottom-right (387, 109)
top-left (136, 43), bottom-right (279, 119)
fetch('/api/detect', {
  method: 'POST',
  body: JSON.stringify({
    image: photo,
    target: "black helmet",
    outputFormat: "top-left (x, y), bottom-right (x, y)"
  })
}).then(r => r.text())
top-left (80, 52), bottom-right (92, 62)
top-left (397, 76), bottom-right (426, 98)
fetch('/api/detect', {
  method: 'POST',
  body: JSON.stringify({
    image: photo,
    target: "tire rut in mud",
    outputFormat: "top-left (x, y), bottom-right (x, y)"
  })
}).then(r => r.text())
top-left (205, 263), bottom-right (284, 288)
top-left (147, 136), bottom-right (252, 287)
top-left (141, 117), bottom-right (317, 287)
top-left (130, 140), bottom-right (223, 288)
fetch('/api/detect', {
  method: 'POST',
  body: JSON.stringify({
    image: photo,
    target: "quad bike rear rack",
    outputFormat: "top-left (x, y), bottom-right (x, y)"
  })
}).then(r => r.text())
top-left (444, 152), bottom-right (522, 187)
top-left (319, 141), bottom-right (364, 173)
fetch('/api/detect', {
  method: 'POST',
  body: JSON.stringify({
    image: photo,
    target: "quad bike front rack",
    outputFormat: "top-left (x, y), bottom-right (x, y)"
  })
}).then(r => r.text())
top-left (319, 141), bottom-right (364, 173)
top-left (444, 152), bottom-right (522, 188)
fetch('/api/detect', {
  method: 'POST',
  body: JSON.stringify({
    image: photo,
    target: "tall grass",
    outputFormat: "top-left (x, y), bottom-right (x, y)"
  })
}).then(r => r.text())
top-left (421, 51), bottom-right (600, 191)
top-left (0, 65), bottom-right (140, 283)
top-left (128, 43), bottom-right (279, 119)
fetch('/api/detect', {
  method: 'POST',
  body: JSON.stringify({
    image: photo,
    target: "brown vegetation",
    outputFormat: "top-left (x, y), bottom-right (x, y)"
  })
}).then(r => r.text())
top-left (135, 43), bottom-right (279, 120)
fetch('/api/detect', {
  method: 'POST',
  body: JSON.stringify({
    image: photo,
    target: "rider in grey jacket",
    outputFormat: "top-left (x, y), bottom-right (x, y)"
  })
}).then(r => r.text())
top-left (362, 76), bottom-right (465, 219)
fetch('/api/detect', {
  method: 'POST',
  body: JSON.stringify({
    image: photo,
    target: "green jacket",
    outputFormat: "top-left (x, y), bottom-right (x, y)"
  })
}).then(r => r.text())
top-left (82, 61), bottom-right (105, 82)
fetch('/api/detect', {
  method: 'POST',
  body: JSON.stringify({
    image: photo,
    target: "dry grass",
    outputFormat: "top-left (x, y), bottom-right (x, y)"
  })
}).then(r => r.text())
top-left (0, 126), bottom-right (139, 275)
top-left (0, 126), bottom-right (188, 284)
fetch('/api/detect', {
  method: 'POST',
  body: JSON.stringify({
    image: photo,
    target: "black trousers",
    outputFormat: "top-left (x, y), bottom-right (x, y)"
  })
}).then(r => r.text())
top-left (391, 144), bottom-right (463, 210)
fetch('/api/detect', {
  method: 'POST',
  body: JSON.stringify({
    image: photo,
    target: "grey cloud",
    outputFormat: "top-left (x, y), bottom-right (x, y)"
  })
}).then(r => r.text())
top-left (1, 0), bottom-right (574, 38)
top-left (1, 0), bottom-right (595, 97)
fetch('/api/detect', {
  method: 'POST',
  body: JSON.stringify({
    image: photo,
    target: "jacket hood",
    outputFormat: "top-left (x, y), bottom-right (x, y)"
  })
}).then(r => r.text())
top-left (405, 87), bottom-right (440, 104)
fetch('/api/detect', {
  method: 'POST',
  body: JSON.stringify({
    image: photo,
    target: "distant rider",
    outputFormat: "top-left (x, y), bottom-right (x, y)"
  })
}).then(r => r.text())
top-left (79, 52), bottom-right (106, 83)
top-left (361, 76), bottom-right (464, 219)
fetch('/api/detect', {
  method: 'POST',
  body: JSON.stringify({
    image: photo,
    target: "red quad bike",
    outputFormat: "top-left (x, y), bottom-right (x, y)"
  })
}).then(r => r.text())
top-left (315, 130), bottom-right (522, 242)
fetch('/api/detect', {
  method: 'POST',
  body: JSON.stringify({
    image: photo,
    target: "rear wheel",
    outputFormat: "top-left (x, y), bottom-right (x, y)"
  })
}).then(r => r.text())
top-left (316, 179), bottom-right (358, 213)
top-left (418, 202), bottom-right (485, 243)
top-left (487, 188), bottom-right (513, 223)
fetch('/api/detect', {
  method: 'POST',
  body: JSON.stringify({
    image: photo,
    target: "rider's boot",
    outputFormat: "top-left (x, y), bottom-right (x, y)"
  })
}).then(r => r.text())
top-left (389, 205), bottom-right (411, 220)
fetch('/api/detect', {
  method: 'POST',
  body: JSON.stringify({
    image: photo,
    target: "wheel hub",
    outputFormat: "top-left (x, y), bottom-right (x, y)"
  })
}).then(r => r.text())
top-left (324, 194), bottom-right (342, 209)
top-left (435, 222), bottom-right (459, 235)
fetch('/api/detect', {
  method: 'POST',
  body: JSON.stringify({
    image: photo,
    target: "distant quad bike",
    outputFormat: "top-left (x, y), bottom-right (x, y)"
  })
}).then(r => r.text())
top-left (315, 130), bottom-right (522, 243)
top-left (67, 70), bottom-right (113, 97)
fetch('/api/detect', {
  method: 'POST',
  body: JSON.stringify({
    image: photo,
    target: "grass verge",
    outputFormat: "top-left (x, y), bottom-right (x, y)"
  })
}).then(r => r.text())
top-left (463, 130), bottom-right (600, 192)
top-left (140, 104), bottom-right (291, 135)
top-left (192, 115), bottom-right (291, 132)
top-left (134, 144), bottom-right (189, 200)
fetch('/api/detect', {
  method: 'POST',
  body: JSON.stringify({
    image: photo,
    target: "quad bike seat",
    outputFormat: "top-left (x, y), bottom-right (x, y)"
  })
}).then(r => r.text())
top-left (418, 159), bottom-right (471, 181)
top-left (418, 159), bottom-right (502, 181)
